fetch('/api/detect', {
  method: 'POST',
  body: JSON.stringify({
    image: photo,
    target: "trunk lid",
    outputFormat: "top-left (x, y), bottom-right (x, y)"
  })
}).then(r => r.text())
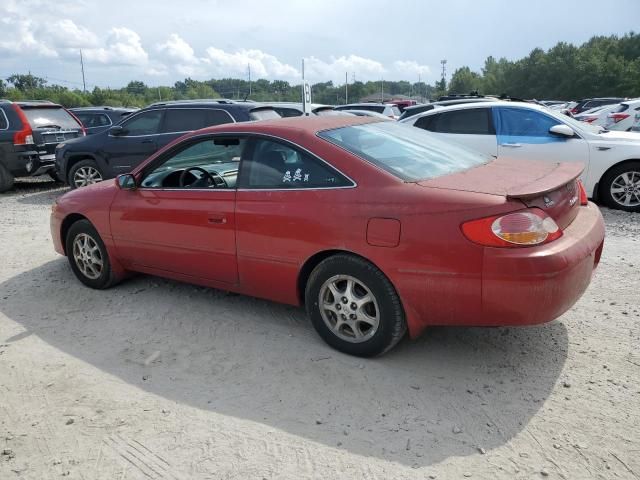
top-left (416, 158), bottom-right (584, 229)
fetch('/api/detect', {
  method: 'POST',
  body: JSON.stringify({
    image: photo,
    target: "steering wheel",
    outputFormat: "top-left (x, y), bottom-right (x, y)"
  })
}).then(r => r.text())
top-left (179, 167), bottom-right (225, 188)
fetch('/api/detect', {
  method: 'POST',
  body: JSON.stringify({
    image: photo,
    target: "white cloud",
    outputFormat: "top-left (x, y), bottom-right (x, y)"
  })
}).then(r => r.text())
top-left (0, 17), bottom-right (58, 58)
top-left (44, 19), bottom-right (99, 48)
top-left (306, 55), bottom-right (385, 84)
top-left (393, 60), bottom-right (431, 78)
top-left (83, 27), bottom-right (148, 65)
top-left (158, 34), bottom-right (198, 64)
top-left (204, 47), bottom-right (300, 81)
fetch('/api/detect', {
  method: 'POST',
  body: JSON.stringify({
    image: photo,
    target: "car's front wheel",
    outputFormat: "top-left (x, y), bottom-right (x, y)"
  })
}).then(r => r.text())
top-left (600, 161), bottom-right (640, 212)
top-left (68, 159), bottom-right (103, 189)
top-left (305, 254), bottom-right (406, 357)
top-left (65, 219), bottom-right (118, 289)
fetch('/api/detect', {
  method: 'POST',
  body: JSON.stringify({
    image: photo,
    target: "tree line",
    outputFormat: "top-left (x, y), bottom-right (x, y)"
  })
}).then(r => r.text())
top-left (1, 32), bottom-right (638, 108)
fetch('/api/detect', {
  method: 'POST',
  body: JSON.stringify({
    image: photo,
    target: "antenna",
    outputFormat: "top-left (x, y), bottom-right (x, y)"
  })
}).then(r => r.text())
top-left (247, 63), bottom-right (251, 97)
top-left (440, 59), bottom-right (447, 85)
top-left (80, 49), bottom-right (86, 93)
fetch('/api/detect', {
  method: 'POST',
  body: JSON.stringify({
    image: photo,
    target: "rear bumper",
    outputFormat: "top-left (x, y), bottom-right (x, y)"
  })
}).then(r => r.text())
top-left (6, 146), bottom-right (56, 176)
top-left (480, 202), bottom-right (604, 326)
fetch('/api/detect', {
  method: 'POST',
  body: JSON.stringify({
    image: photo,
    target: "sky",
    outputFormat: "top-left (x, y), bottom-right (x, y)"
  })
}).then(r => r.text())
top-left (1, 0), bottom-right (639, 89)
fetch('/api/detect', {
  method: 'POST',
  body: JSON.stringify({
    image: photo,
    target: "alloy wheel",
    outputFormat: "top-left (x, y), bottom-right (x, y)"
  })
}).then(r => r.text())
top-left (73, 166), bottom-right (103, 188)
top-left (610, 171), bottom-right (640, 207)
top-left (318, 274), bottom-right (380, 343)
top-left (72, 233), bottom-right (103, 280)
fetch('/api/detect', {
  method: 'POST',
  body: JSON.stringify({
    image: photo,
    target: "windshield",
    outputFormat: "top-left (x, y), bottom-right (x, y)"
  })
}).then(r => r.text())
top-left (21, 107), bottom-right (81, 130)
top-left (318, 121), bottom-right (490, 181)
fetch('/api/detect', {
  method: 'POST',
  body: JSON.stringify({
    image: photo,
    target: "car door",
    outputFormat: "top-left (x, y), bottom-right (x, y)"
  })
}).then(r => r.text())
top-left (107, 109), bottom-right (163, 174)
top-left (109, 135), bottom-right (243, 284)
top-left (493, 106), bottom-right (590, 176)
top-left (234, 137), bottom-right (354, 304)
top-left (413, 107), bottom-right (498, 157)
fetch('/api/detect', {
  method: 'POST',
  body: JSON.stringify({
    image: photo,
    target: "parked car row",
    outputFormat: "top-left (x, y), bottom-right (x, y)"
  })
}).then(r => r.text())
top-left (572, 98), bottom-right (640, 132)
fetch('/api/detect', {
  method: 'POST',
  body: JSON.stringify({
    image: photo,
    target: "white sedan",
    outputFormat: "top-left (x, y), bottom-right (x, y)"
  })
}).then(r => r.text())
top-left (603, 98), bottom-right (640, 131)
top-left (400, 101), bottom-right (640, 211)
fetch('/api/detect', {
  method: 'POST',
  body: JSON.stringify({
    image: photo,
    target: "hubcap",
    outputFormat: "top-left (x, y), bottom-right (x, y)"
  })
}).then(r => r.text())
top-left (318, 275), bottom-right (380, 343)
top-left (73, 166), bottom-right (103, 188)
top-left (72, 233), bottom-right (103, 280)
top-left (610, 171), bottom-right (640, 207)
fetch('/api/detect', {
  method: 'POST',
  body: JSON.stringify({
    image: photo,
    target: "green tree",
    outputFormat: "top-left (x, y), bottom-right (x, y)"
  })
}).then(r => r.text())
top-left (448, 67), bottom-right (482, 94)
top-left (7, 74), bottom-right (47, 91)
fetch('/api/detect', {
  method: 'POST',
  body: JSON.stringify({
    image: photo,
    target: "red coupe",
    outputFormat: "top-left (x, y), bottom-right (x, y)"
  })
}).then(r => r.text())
top-left (51, 116), bottom-right (605, 357)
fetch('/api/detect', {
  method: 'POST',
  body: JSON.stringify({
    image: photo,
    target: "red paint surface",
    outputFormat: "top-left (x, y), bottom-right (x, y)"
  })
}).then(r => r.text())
top-left (51, 116), bottom-right (606, 338)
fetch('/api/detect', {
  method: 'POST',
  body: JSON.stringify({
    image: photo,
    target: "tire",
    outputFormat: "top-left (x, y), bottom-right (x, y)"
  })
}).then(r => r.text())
top-left (0, 163), bottom-right (14, 193)
top-left (599, 161), bottom-right (640, 212)
top-left (65, 219), bottom-right (118, 289)
top-left (305, 254), bottom-right (406, 357)
top-left (68, 159), bottom-right (103, 189)
top-left (49, 170), bottom-right (65, 183)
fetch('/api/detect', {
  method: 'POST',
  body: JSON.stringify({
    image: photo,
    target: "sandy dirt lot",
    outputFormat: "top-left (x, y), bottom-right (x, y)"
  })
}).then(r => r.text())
top-left (0, 178), bottom-right (639, 480)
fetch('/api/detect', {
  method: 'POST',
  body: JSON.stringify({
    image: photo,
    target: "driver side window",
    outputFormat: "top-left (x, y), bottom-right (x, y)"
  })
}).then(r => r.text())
top-left (141, 137), bottom-right (245, 189)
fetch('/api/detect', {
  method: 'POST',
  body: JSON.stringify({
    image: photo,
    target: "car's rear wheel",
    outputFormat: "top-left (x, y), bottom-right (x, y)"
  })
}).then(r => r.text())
top-left (600, 161), bottom-right (640, 212)
top-left (0, 163), bottom-right (14, 193)
top-left (65, 220), bottom-right (117, 289)
top-left (68, 159), bottom-right (103, 189)
top-left (305, 254), bottom-right (406, 357)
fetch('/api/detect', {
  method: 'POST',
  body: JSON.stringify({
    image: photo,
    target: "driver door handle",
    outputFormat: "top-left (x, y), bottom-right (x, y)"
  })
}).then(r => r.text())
top-left (141, 139), bottom-right (154, 144)
top-left (208, 214), bottom-right (227, 225)
top-left (501, 143), bottom-right (522, 148)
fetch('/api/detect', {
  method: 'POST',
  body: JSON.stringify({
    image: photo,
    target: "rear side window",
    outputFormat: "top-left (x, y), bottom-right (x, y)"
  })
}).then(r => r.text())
top-left (0, 109), bottom-right (8, 129)
top-left (495, 107), bottom-right (560, 137)
top-left (429, 108), bottom-right (492, 134)
top-left (239, 139), bottom-right (351, 189)
top-left (161, 108), bottom-right (230, 133)
top-left (21, 107), bottom-right (81, 130)
top-left (76, 113), bottom-right (111, 128)
top-left (122, 110), bottom-right (163, 135)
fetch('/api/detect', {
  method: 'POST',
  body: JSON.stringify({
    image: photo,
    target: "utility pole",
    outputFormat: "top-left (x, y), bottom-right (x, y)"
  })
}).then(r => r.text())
top-left (80, 49), bottom-right (86, 93)
top-left (345, 71), bottom-right (348, 104)
top-left (248, 63), bottom-right (251, 97)
top-left (440, 59), bottom-right (447, 88)
top-left (380, 78), bottom-right (384, 102)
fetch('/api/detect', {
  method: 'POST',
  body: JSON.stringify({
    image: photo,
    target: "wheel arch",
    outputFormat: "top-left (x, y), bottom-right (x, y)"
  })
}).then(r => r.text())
top-left (60, 213), bottom-right (90, 255)
top-left (66, 154), bottom-right (99, 176)
top-left (297, 249), bottom-right (393, 306)
top-left (597, 158), bottom-right (640, 197)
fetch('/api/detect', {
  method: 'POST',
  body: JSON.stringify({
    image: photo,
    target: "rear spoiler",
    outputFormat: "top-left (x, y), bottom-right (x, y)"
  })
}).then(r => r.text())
top-left (506, 162), bottom-right (584, 199)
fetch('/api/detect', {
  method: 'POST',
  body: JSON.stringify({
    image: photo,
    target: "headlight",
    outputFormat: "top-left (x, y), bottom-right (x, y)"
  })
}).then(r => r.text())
top-left (56, 143), bottom-right (66, 150)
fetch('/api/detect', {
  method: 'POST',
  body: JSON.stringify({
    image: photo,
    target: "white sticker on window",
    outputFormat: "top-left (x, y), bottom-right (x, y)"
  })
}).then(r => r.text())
top-left (283, 170), bottom-right (292, 182)
top-left (303, 173), bottom-right (310, 182)
top-left (293, 168), bottom-right (302, 181)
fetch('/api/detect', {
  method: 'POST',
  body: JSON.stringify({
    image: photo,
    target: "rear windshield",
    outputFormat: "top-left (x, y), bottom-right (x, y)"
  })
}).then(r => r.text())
top-left (21, 107), bottom-right (81, 130)
top-left (250, 108), bottom-right (281, 121)
top-left (318, 121), bottom-right (489, 181)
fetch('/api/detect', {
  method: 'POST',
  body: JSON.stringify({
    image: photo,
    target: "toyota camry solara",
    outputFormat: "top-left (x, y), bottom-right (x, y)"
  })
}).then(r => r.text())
top-left (51, 116), bottom-right (605, 357)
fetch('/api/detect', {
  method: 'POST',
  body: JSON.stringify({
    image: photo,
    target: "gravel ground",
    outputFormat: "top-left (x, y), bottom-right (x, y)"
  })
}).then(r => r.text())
top-left (0, 178), bottom-right (638, 480)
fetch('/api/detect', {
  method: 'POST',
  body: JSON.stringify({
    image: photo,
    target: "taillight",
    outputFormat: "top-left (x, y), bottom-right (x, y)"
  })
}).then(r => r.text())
top-left (578, 180), bottom-right (588, 205)
top-left (462, 209), bottom-right (562, 248)
top-left (609, 113), bottom-right (630, 124)
top-left (11, 104), bottom-right (34, 145)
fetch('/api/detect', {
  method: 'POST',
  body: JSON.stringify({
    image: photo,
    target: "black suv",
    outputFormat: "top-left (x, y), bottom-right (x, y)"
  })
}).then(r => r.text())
top-left (70, 106), bottom-right (138, 135)
top-left (0, 100), bottom-right (85, 192)
top-left (56, 100), bottom-right (280, 189)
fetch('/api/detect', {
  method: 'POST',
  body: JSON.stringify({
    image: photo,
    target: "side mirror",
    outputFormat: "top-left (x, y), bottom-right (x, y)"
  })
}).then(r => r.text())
top-left (109, 125), bottom-right (126, 136)
top-left (116, 173), bottom-right (136, 190)
top-left (549, 124), bottom-right (575, 137)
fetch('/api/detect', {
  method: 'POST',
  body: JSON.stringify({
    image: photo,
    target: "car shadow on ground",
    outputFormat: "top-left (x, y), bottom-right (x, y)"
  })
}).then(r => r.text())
top-left (0, 259), bottom-right (568, 467)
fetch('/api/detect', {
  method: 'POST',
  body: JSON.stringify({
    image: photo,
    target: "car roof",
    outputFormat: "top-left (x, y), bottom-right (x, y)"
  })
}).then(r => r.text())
top-left (191, 114), bottom-right (378, 137)
top-left (400, 100), bottom-right (550, 121)
top-left (337, 103), bottom-right (390, 108)
top-left (70, 106), bottom-right (137, 112)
